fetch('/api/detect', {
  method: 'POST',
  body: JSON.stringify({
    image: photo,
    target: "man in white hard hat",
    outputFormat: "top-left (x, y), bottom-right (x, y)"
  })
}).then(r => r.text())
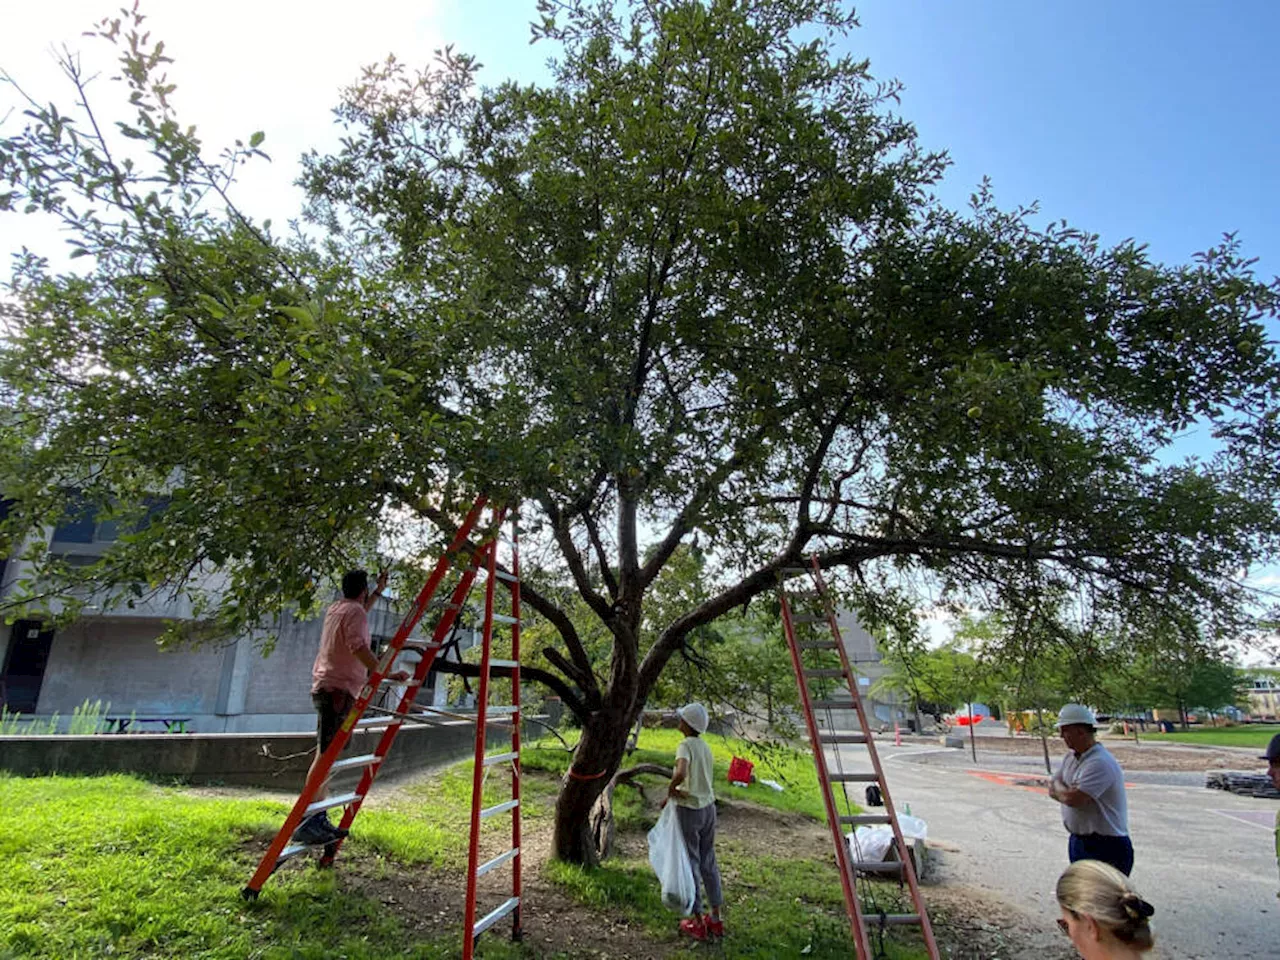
top-left (1047, 703), bottom-right (1133, 875)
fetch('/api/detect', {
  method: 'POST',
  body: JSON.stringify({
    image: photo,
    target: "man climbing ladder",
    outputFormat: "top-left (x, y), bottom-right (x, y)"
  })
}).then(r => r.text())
top-left (242, 498), bottom-right (526, 958)
top-left (295, 567), bottom-right (408, 846)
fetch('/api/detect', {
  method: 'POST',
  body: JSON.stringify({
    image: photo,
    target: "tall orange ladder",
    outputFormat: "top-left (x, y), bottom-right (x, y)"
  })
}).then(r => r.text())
top-left (241, 498), bottom-right (526, 956)
top-left (462, 508), bottom-right (524, 956)
top-left (779, 557), bottom-right (939, 960)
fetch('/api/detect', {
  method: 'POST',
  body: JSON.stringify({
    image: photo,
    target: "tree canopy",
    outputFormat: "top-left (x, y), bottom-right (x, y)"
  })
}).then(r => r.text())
top-left (3, 0), bottom-right (1279, 861)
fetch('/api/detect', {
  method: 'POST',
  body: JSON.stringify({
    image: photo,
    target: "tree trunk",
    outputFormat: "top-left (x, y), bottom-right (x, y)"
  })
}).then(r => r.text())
top-left (1178, 700), bottom-right (1189, 731)
top-left (551, 709), bottom-right (633, 865)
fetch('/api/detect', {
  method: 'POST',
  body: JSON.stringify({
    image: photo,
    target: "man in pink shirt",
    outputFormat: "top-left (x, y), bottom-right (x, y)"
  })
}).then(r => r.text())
top-left (294, 568), bottom-right (408, 846)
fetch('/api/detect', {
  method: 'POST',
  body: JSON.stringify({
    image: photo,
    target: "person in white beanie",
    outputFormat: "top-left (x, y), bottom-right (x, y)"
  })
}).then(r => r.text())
top-left (667, 702), bottom-right (724, 941)
top-left (1048, 703), bottom-right (1133, 875)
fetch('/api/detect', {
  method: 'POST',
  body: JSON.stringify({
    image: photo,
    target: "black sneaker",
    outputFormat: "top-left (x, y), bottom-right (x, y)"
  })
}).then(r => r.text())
top-left (293, 814), bottom-right (345, 846)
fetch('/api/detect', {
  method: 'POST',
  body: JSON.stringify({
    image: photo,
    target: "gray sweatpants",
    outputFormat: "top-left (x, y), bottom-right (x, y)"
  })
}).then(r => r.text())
top-left (676, 803), bottom-right (723, 914)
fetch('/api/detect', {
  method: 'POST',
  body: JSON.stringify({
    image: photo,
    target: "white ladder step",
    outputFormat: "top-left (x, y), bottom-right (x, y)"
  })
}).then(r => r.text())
top-left (482, 705), bottom-right (519, 716)
top-left (878, 913), bottom-right (922, 926)
top-left (488, 659), bottom-right (518, 669)
top-left (276, 842), bottom-right (314, 863)
top-left (818, 733), bottom-right (868, 744)
top-left (356, 716), bottom-right (399, 729)
top-left (850, 860), bottom-right (905, 875)
top-left (804, 668), bottom-right (846, 678)
top-left (830, 773), bottom-right (880, 783)
top-left (475, 846), bottom-right (519, 878)
top-left (329, 754), bottom-right (382, 774)
top-left (490, 613), bottom-right (520, 625)
top-left (305, 792), bottom-right (362, 817)
top-left (811, 700), bottom-right (856, 711)
top-left (480, 799), bottom-right (520, 819)
top-left (493, 570), bottom-right (518, 583)
top-left (483, 751), bottom-right (519, 766)
top-left (840, 813), bottom-right (892, 825)
top-left (472, 895), bottom-right (520, 937)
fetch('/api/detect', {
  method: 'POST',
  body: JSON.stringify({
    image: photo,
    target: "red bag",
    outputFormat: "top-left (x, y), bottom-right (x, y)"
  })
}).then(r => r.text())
top-left (727, 756), bottom-right (754, 785)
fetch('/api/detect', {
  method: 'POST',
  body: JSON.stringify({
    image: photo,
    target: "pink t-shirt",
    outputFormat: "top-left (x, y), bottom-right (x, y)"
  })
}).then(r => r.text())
top-left (311, 598), bottom-right (372, 698)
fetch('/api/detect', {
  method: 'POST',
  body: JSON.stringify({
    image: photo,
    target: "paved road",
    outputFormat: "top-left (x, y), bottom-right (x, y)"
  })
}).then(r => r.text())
top-left (830, 742), bottom-right (1279, 958)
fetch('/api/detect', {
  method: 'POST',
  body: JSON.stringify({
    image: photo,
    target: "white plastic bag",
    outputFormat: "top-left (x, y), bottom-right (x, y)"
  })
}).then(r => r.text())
top-left (647, 803), bottom-right (696, 914)
top-left (847, 815), bottom-right (928, 863)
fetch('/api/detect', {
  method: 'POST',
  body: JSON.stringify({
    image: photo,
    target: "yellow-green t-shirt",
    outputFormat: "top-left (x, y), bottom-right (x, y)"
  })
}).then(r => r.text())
top-left (676, 736), bottom-right (716, 810)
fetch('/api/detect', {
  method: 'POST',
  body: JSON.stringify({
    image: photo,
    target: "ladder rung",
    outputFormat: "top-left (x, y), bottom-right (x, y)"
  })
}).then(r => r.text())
top-left (797, 640), bottom-right (838, 650)
top-left (840, 814), bottom-right (892, 825)
top-left (328, 754), bottom-right (382, 774)
top-left (472, 895), bottom-right (520, 937)
top-left (488, 659), bottom-right (518, 669)
top-left (356, 715), bottom-right (397, 728)
top-left (830, 773), bottom-right (880, 783)
top-left (363, 707), bottom-right (439, 726)
top-left (818, 733), bottom-right (868, 744)
top-left (480, 799), bottom-right (520, 819)
top-left (483, 751), bottom-right (519, 766)
top-left (493, 570), bottom-right (518, 583)
top-left (811, 700), bottom-right (856, 711)
top-left (490, 613), bottom-right (520, 625)
top-left (793, 614), bottom-right (827, 623)
top-left (874, 913), bottom-right (923, 927)
top-left (400, 641), bottom-right (440, 654)
top-left (483, 705), bottom-right (519, 716)
top-left (850, 860), bottom-right (905, 874)
top-left (276, 843), bottom-right (314, 862)
top-left (804, 668), bottom-right (846, 678)
top-left (475, 847), bottom-right (519, 878)
top-left (305, 792), bottom-right (363, 816)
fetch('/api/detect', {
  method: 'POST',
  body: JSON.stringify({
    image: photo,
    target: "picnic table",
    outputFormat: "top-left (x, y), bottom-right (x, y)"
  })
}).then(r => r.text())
top-left (103, 716), bottom-right (192, 734)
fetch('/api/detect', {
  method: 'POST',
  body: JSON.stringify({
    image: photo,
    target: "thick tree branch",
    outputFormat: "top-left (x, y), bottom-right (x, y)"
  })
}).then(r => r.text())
top-left (431, 658), bottom-right (588, 720)
top-left (542, 496), bottom-right (614, 623)
top-left (402, 491), bottom-right (602, 704)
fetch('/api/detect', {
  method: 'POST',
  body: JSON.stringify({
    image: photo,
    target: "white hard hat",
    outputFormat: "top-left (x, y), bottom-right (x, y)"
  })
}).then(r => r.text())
top-left (677, 702), bottom-right (709, 734)
top-left (1055, 703), bottom-right (1097, 728)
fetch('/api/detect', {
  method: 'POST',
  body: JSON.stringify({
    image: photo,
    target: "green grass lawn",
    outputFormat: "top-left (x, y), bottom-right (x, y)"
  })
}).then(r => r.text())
top-left (0, 730), bottom-right (933, 960)
top-left (1134, 724), bottom-right (1280, 748)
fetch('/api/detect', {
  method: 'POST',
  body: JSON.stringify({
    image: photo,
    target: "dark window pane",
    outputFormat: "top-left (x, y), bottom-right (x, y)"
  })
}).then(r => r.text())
top-left (52, 495), bottom-right (96, 543)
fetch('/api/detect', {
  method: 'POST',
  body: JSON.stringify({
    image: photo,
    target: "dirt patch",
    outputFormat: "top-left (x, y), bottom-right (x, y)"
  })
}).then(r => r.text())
top-left (925, 884), bottom-right (1074, 960)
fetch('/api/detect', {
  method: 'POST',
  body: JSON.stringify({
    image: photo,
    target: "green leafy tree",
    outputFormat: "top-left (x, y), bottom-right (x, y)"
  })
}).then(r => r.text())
top-left (3, 1), bottom-right (1280, 863)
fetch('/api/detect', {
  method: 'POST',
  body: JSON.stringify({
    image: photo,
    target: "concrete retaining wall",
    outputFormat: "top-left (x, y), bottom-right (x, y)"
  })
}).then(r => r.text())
top-left (0, 720), bottom-right (506, 789)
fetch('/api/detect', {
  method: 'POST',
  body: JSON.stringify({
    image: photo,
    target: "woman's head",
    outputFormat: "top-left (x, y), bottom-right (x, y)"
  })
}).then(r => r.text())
top-left (1056, 860), bottom-right (1155, 956)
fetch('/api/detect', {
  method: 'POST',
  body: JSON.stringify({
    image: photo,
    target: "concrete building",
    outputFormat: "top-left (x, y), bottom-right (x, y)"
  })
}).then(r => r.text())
top-left (0, 503), bottom-right (479, 733)
top-left (830, 609), bottom-right (913, 730)
top-left (1246, 676), bottom-right (1280, 721)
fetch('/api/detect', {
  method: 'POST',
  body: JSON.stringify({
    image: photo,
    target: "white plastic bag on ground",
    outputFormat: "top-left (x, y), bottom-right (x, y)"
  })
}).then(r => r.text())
top-left (846, 814), bottom-right (928, 862)
top-left (647, 803), bottom-right (696, 914)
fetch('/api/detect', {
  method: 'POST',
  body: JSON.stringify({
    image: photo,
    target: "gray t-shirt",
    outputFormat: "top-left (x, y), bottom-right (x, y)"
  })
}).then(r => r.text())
top-left (1056, 742), bottom-right (1129, 837)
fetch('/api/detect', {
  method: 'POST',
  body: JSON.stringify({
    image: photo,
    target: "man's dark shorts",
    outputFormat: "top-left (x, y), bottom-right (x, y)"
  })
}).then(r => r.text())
top-left (312, 688), bottom-right (355, 753)
top-left (1068, 832), bottom-right (1134, 876)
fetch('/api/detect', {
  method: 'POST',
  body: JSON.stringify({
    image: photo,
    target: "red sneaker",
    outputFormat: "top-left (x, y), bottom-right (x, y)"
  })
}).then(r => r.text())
top-left (705, 917), bottom-right (724, 938)
top-left (679, 915), bottom-right (708, 941)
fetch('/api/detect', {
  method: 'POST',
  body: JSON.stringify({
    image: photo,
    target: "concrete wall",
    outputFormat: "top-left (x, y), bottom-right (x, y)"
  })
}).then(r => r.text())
top-left (37, 618), bottom-right (225, 717)
top-left (0, 720), bottom-right (502, 788)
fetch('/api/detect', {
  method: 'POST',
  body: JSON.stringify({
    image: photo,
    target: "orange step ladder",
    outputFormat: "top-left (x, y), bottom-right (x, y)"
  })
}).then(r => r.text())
top-left (779, 557), bottom-right (939, 959)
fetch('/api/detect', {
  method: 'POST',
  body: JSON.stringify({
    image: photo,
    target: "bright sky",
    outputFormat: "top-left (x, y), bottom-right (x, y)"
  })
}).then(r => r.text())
top-left (4, 1), bottom-right (1276, 277)
top-left (4, 2), bottom-right (1278, 656)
